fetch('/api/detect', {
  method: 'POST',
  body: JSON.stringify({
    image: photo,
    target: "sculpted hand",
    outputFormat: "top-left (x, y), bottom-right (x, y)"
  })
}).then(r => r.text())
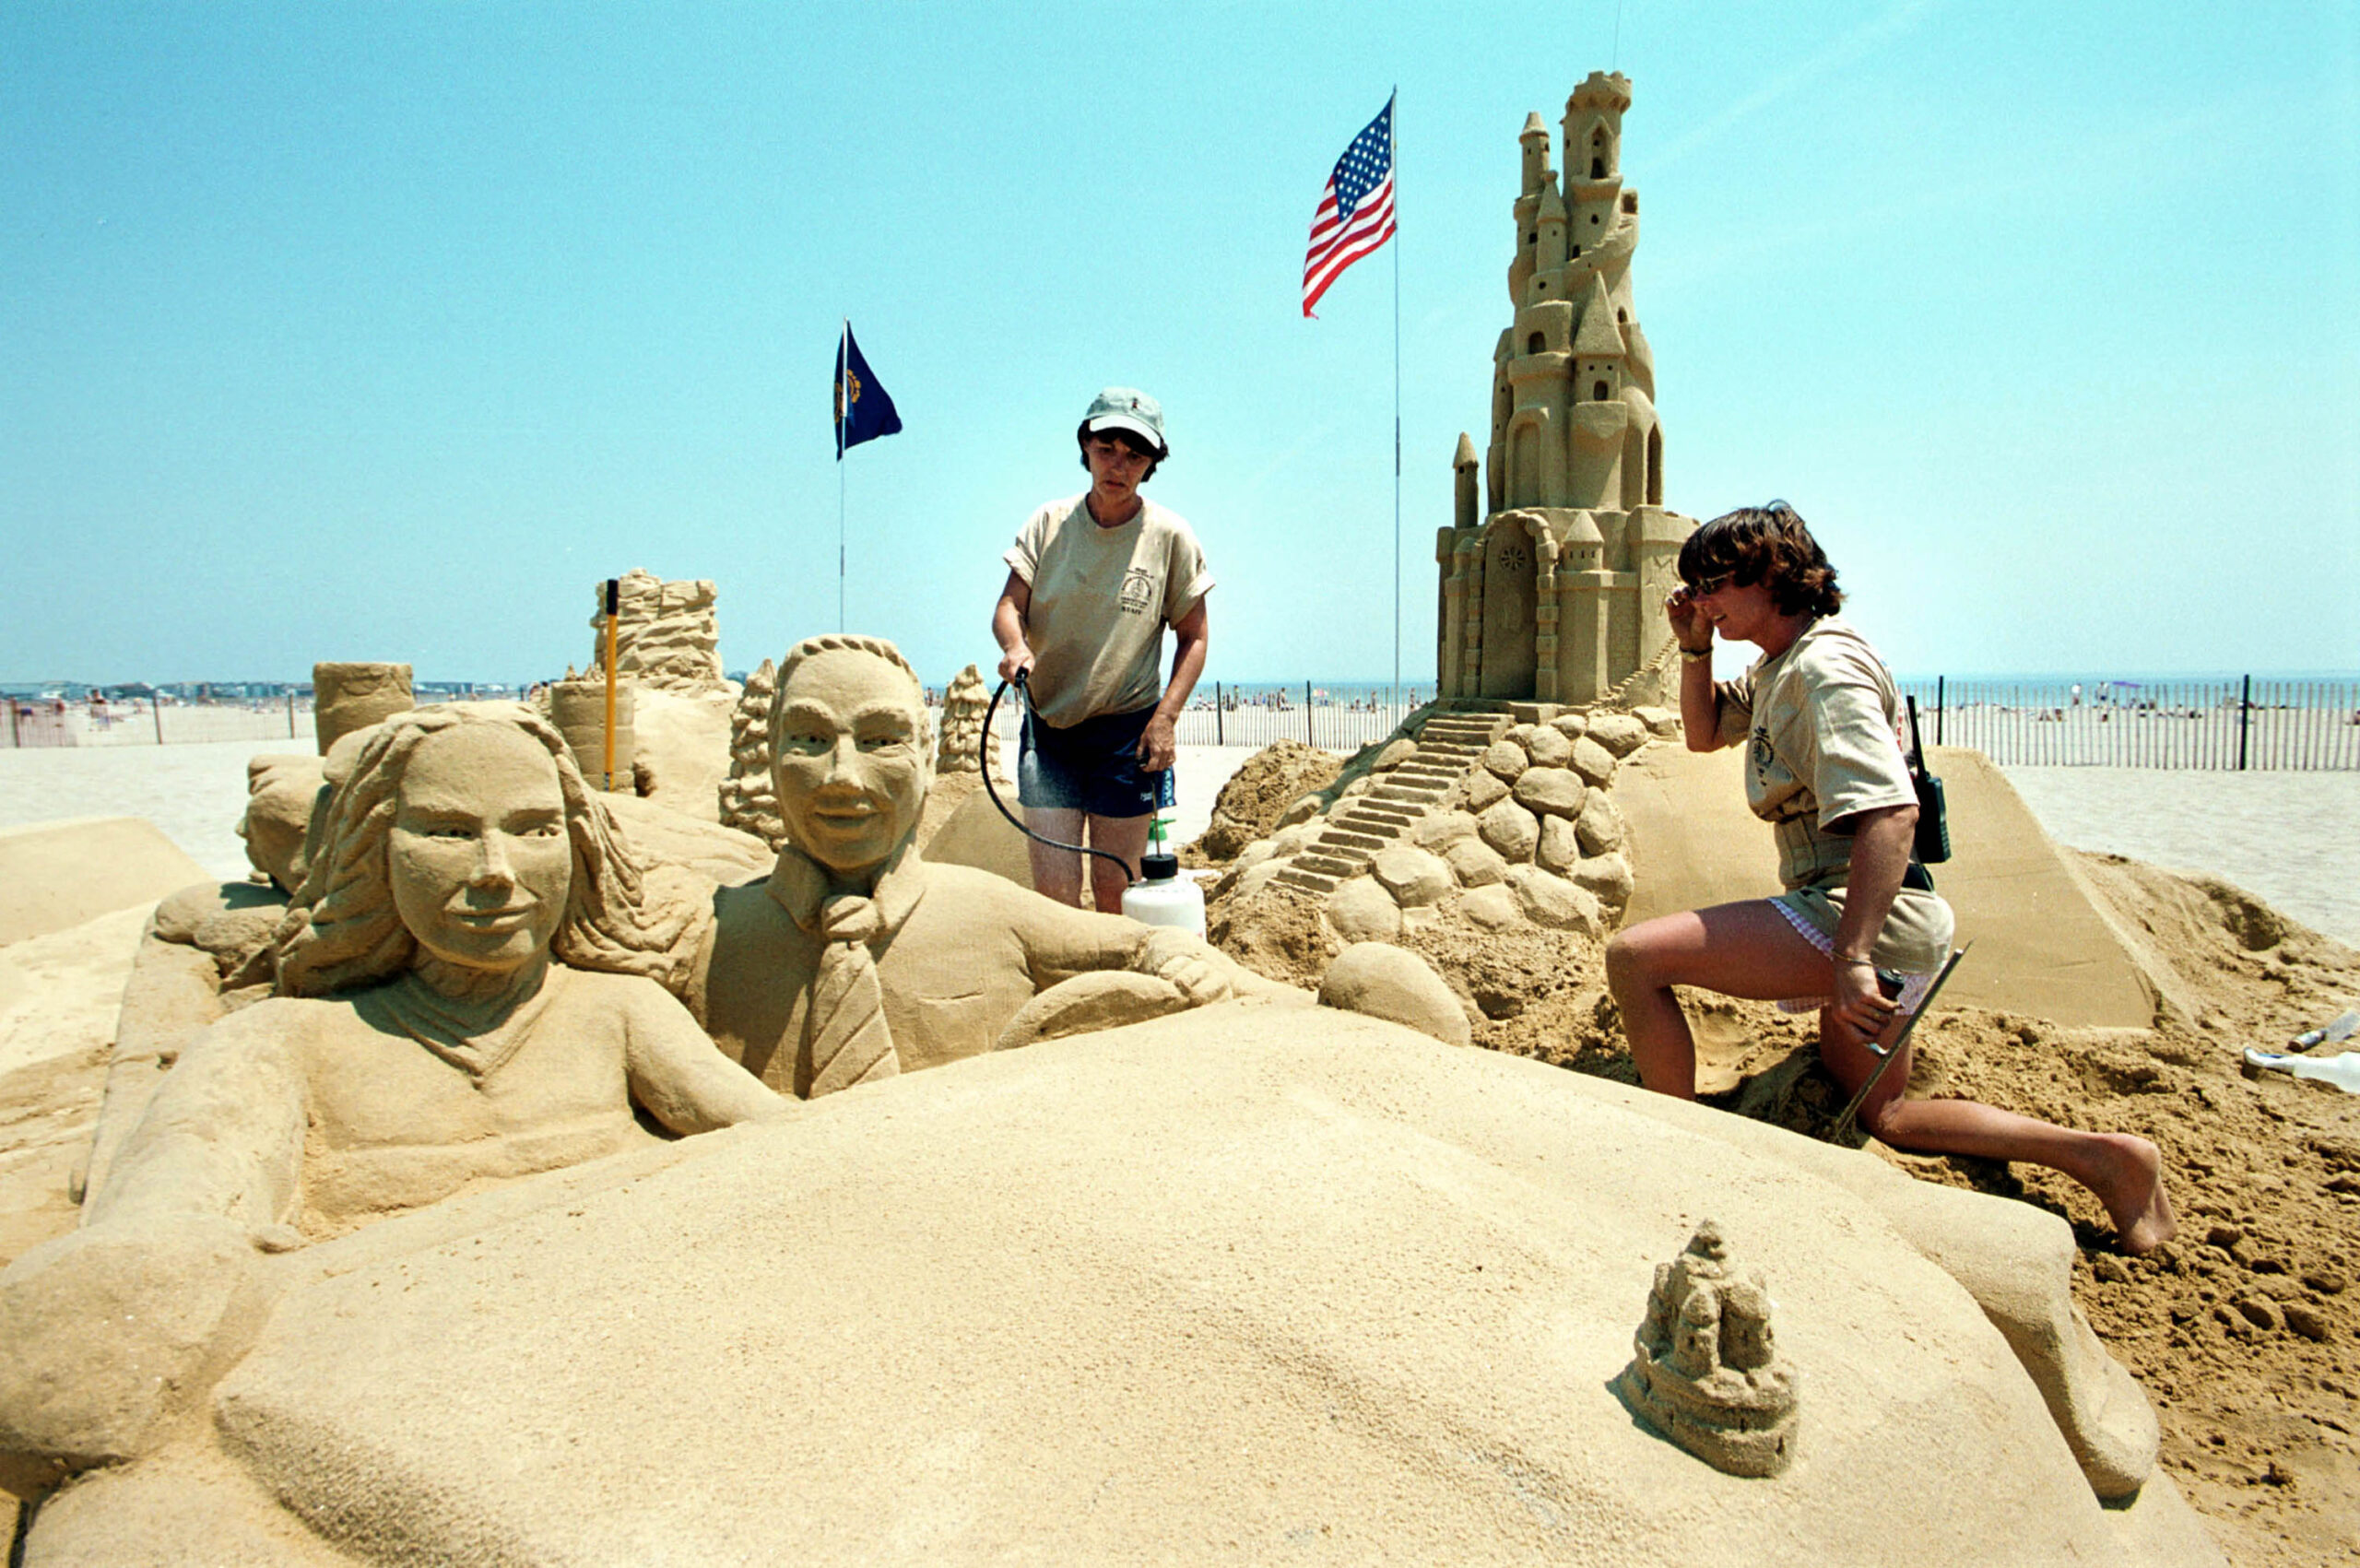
top-left (1139, 928), bottom-right (1232, 1006)
top-left (1825, 961), bottom-right (1899, 1051)
top-left (997, 645), bottom-right (1034, 686)
top-left (1136, 713), bottom-right (1178, 772)
top-left (1664, 588), bottom-right (1711, 653)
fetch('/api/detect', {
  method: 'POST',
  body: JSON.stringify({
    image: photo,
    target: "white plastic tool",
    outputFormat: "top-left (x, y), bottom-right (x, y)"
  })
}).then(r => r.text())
top-left (2243, 1048), bottom-right (2360, 1094)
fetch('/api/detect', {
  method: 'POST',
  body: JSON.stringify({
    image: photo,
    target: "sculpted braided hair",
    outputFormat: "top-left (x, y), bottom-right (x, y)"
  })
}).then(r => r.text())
top-left (1677, 501), bottom-right (1844, 619)
top-left (769, 634), bottom-right (936, 774)
top-left (274, 702), bottom-right (693, 997)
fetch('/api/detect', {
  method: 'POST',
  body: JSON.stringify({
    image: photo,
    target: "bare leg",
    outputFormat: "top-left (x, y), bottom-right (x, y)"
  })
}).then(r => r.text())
top-left (1024, 807), bottom-right (1087, 909)
top-left (1819, 1021), bottom-right (2178, 1256)
top-left (1604, 899), bottom-right (2178, 1255)
top-left (1085, 812), bottom-right (1151, 915)
top-left (1603, 902), bottom-right (1834, 1098)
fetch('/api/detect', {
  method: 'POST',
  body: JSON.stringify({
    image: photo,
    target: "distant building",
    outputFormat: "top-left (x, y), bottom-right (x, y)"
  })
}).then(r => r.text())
top-left (1436, 71), bottom-right (1698, 706)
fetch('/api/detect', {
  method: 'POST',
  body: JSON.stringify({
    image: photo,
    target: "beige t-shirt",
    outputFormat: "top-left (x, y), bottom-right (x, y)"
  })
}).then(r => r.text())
top-left (1004, 494), bottom-right (1213, 729)
top-left (1711, 616), bottom-right (1916, 889)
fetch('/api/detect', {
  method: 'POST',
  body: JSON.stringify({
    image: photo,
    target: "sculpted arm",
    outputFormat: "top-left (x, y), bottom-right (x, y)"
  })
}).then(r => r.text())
top-left (83, 1005), bottom-right (308, 1234)
top-left (624, 984), bottom-right (791, 1132)
top-left (1015, 894), bottom-right (1272, 1005)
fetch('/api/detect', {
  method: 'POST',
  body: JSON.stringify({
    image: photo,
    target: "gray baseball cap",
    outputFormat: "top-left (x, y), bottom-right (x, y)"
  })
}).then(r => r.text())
top-left (1079, 387), bottom-right (1167, 455)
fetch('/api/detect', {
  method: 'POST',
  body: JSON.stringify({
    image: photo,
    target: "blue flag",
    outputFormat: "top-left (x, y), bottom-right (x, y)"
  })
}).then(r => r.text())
top-left (833, 322), bottom-right (903, 457)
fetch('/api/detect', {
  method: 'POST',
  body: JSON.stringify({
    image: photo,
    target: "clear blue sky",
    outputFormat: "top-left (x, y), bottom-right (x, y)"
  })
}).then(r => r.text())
top-left (6, 1), bottom-right (2354, 688)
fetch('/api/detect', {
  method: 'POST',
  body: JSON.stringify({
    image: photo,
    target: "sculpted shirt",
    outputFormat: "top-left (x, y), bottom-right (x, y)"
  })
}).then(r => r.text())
top-left (1710, 615), bottom-right (1918, 890)
top-left (1003, 494), bottom-right (1213, 729)
top-left (690, 850), bottom-right (1171, 1097)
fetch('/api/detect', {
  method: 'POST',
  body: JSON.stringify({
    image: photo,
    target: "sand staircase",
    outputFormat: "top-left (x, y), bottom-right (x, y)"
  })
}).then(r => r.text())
top-left (1271, 710), bottom-right (1512, 895)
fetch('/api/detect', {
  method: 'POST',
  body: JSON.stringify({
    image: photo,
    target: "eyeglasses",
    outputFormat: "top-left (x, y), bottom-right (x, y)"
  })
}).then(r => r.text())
top-left (1686, 572), bottom-right (1734, 597)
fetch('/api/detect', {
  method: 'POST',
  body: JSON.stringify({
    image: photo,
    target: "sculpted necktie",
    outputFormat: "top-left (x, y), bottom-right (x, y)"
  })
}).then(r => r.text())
top-left (804, 891), bottom-right (900, 1097)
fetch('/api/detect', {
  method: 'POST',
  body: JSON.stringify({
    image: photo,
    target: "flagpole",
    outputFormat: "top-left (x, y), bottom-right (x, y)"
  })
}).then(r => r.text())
top-left (1389, 88), bottom-right (1401, 721)
top-left (838, 318), bottom-right (847, 633)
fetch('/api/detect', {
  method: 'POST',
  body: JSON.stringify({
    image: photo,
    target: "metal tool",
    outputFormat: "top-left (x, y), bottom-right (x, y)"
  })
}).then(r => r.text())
top-left (2291, 1008), bottom-right (2359, 1051)
top-left (1831, 942), bottom-right (1972, 1139)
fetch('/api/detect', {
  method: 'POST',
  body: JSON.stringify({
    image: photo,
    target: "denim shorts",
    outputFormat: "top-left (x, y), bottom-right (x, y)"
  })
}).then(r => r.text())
top-left (1018, 705), bottom-right (1174, 819)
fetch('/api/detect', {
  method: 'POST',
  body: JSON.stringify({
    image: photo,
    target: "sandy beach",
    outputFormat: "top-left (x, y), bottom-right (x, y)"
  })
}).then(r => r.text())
top-left (3, 732), bottom-right (2355, 1563)
top-left (2, 737), bottom-right (2352, 948)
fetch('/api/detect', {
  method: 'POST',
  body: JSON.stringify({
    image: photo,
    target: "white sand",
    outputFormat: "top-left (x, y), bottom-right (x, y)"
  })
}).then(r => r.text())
top-left (2001, 766), bottom-right (2358, 948)
top-left (2, 739), bottom-right (2349, 948)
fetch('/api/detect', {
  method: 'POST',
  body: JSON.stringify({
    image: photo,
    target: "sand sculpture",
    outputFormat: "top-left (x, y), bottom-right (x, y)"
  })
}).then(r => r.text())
top-left (686, 635), bottom-right (1294, 1096)
top-left (1435, 72), bottom-right (1699, 705)
top-left (1214, 705), bottom-right (1671, 946)
top-left (718, 656), bottom-right (785, 845)
top-left (1617, 1220), bottom-right (1800, 1478)
top-left (0, 1008), bottom-right (2225, 1562)
top-left (308, 660), bottom-right (411, 753)
top-left (549, 673), bottom-right (637, 791)
top-left (235, 752), bottom-right (324, 892)
top-left (590, 567), bottom-right (726, 692)
top-left (0, 704), bottom-right (783, 1488)
top-left (935, 663), bottom-right (999, 776)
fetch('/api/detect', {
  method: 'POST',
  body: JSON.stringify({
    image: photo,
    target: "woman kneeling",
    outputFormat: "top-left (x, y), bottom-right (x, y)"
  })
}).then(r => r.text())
top-left (1602, 503), bottom-right (2176, 1256)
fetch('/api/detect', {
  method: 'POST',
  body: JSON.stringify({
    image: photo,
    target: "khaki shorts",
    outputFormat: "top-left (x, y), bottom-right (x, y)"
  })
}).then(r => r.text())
top-left (1770, 882), bottom-right (1954, 1013)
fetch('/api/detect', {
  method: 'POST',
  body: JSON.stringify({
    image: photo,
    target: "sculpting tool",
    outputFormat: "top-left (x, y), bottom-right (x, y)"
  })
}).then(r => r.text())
top-left (1831, 943), bottom-right (1972, 1140)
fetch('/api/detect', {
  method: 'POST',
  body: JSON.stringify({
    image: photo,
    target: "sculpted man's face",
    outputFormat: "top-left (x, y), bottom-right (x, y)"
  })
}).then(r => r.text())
top-left (772, 649), bottom-right (928, 875)
top-left (389, 725), bottom-right (572, 973)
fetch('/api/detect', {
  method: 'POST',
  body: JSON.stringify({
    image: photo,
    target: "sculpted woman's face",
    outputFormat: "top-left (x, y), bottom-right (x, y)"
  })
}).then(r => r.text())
top-left (389, 725), bottom-right (572, 973)
top-left (772, 649), bottom-right (928, 875)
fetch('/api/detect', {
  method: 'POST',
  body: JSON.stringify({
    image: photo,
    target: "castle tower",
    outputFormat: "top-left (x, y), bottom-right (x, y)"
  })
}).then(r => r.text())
top-left (1436, 72), bottom-right (1695, 709)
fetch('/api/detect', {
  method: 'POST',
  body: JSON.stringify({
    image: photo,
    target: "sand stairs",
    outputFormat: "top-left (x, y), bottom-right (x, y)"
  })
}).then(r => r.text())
top-left (1272, 711), bottom-right (1512, 895)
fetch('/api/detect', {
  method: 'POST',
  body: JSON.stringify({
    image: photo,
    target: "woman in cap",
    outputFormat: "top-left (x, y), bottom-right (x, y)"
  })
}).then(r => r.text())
top-left (993, 388), bottom-right (1213, 913)
top-left (1602, 502), bottom-right (2176, 1254)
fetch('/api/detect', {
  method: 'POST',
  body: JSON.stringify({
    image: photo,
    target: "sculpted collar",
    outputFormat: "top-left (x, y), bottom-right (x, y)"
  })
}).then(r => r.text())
top-left (765, 838), bottom-right (930, 940)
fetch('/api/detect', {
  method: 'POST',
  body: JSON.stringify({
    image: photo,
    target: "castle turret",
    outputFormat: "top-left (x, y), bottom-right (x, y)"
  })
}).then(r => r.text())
top-left (1564, 71), bottom-right (1631, 183)
top-left (1444, 71), bottom-right (1694, 707)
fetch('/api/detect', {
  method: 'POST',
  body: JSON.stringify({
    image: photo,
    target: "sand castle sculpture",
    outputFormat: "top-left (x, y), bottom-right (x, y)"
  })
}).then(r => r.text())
top-left (935, 663), bottom-right (1000, 776)
top-left (1219, 706), bottom-right (1667, 946)
top-left (308, 660), bottom-right (411, 753)
top-left (686, 635), bottom-right (1289, 1095)
top-left (1618, 1220), bottom-right (1800, 1478)
top-left (589, 567), bottom-right (726, 692)
top-left (1436, 72), bottom-right (1698, 705)
top-left (717, 655), bottom-right (785, 845)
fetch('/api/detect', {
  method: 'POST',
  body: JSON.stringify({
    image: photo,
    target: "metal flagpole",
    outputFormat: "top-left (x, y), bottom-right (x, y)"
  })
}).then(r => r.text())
top-left (837, 319), bottom-right (847, 632)
top-left (1390, 88), bottom-right (1401, 722)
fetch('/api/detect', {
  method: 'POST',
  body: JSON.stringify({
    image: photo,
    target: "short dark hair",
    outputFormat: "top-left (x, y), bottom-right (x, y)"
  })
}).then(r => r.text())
top-left (1677, 501), bottom-right (1842, 618)
top-left (1076, 425), bottom-right (1163, 482)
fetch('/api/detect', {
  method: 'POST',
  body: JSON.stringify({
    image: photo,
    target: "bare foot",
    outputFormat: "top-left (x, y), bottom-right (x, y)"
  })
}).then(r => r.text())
top-left (2093, 1133), bottom-right (2177, 1256)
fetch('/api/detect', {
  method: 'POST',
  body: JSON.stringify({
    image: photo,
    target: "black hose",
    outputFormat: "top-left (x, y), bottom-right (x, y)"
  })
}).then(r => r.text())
top-left (981, 675), bottom-right (1138, 888)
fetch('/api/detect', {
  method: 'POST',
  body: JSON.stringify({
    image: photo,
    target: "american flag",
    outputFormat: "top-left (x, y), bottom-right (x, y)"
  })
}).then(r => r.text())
top-left (1302, 94), bottom-right (1396, 318)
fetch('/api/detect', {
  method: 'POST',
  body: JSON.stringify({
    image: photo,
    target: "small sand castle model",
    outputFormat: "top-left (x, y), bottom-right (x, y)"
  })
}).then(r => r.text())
top-left (718, 655), bottom-right (785, 844)
top-left (1436, 70), bottom-right (1698, 705)
top-left (1619, 1220), bottom-right (1800, 1478)
top-left (935, 663), bottom-right (999, 776)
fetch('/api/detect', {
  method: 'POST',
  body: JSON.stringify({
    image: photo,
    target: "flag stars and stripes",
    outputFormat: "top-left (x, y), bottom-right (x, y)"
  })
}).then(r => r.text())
top-left (1304, 95), bottom-right (1397, 318)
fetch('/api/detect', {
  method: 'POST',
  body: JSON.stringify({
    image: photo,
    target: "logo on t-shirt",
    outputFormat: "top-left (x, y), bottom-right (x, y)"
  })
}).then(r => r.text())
top-left (1119, 567), bottom-right (1157, 616)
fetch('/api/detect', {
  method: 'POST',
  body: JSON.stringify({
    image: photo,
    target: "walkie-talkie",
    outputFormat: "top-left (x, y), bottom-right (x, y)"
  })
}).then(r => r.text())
top-left (1906, 695), bottom-right (1950, 865)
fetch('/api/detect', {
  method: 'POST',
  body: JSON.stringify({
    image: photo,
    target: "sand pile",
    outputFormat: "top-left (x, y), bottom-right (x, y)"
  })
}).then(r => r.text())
top-left (1182, 739), bottom-right (1342, 865)
top-left (1199, 733), bottom-right (2359, 1568)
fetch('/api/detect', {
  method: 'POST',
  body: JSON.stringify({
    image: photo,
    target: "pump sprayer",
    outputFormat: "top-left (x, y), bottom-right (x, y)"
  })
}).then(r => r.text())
top-left (982, 675), bottom-right (1202, 936)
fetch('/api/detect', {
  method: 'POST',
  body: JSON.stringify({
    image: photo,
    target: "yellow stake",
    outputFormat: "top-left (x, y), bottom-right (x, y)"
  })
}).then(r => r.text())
top-left (601, 578), bottom-right (620, 791)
